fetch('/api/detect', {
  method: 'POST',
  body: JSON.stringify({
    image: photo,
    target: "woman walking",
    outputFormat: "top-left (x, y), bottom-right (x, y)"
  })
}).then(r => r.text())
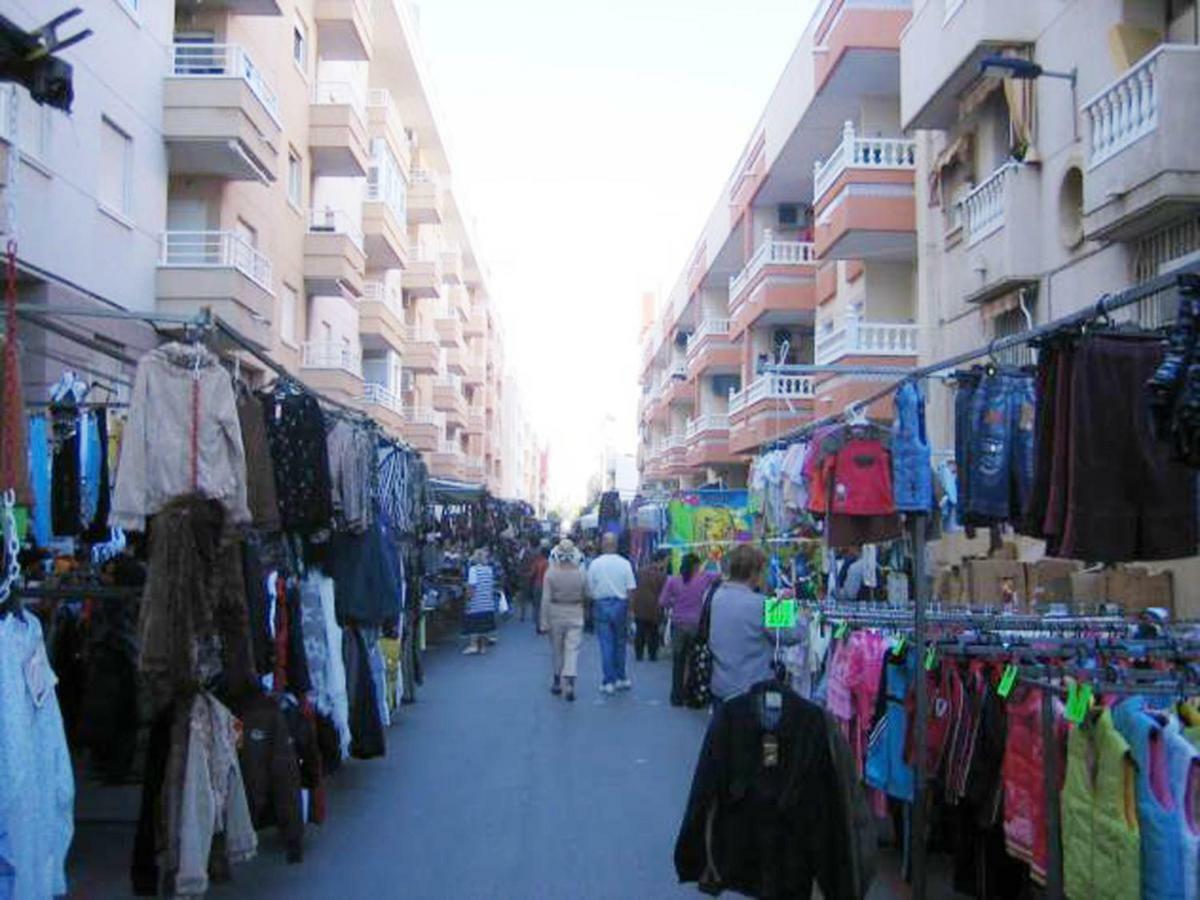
top-left (659, 553), bottom-right (716, 706)
top-left (539, 539), bottom-right (587, 701)
top-left (463, 548), bottom-right (497, 655)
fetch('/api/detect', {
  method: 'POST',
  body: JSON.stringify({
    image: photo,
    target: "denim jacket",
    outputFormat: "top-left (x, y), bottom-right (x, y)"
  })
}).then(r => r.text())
top-left (891, 381), bottom-right (933, 512)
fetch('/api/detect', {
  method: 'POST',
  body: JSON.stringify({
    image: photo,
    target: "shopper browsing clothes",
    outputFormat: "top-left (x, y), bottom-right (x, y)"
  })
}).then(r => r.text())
top-left (659, 553), bottom-right (716, 706)
top-left (463, 548), bottom-right (498, 655)
top-left (631, 550), bottom-right (668, 662)
top-left (708, 545), bottom-right (803, 705)
top-left (539, 539), bottom-right (587, 701)
top-left (586, 532), bottom-right (637, 694)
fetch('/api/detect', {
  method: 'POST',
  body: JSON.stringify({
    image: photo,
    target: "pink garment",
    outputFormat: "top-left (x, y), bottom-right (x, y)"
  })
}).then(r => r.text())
top-left (826, 631), bottom-right (888, 771)
top-left (826, 640), bottom-right (855, 723)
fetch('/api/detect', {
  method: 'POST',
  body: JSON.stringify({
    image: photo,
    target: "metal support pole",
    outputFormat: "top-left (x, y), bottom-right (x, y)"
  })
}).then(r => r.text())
top-left (1041, 686), bottom-right (1065, 898)
top-left (911, 513), bottom-right (929, 898)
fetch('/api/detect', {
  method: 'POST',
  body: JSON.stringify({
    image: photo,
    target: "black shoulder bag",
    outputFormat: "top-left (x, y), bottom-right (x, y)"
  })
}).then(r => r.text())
top-left (685, 578), bottom-right (722, 709)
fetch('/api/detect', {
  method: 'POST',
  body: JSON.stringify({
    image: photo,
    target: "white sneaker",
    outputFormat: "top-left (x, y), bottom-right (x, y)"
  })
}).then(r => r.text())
top-left (601, 683), bottom-right (615, 695)
top-left (616, 679), bottom-right (632, 691)
top-left (462, 644), bottom-right (479, 655)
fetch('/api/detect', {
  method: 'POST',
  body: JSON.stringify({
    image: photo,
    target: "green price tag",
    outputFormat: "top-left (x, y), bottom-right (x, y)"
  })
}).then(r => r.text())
top-left (891, 635), bottom-right (908, 658)
top-left (1065, 681), bottom-right (1093, 724)
top-left (835, 621), bottom-right (851, 639)
top-left (764, 597), bottom-right (797, 629)
top-left (997, 664), bottom-right (1018, 699)
top-left (924, 645), bottom-right (938, 671)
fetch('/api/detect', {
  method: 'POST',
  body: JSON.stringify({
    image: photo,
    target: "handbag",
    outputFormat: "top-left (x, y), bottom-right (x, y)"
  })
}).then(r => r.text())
top-left (497, 591), bottom-right (510, 615)
top-left (684, 578), bottom-right (722, 709)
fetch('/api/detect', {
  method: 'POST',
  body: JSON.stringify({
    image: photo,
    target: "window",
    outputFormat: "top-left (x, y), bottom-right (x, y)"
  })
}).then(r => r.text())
top-left (17, 91), bottom-right (50, 165)
top-left (992, 301), bottom-right (1036, 368)
top-left (98, 117), bottom-right (132, 217)
top-left (281, 284), bottom-right (298, 345)
top-left (287, 150), bottom-right (302, 208)
top-left (292, 20), bottom-right (308, 71)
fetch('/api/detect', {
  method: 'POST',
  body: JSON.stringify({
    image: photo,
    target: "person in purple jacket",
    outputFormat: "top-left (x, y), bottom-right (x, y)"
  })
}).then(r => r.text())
top-left (659, 553), bottom-right (716, 706)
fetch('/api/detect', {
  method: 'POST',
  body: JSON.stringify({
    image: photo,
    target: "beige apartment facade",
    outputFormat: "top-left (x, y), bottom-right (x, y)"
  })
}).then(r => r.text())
top-left (1, 0), bottom-right (535, 499)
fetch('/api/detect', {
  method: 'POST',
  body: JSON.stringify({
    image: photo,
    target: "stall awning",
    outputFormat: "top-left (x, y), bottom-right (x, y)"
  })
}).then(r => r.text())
top-left (428, 479), bottom-right (487, 504)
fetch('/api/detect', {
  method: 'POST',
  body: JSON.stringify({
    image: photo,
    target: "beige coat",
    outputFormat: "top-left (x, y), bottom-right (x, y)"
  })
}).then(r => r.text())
top-left (541, 564), bottom-right (586, 679)
top-left (111, 342), bottom-right (250, 532)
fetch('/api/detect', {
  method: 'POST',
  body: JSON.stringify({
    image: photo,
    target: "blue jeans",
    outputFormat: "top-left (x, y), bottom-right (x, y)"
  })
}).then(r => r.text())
top-left (963, 371), bottom-right (1036, 522)
top-left (594, 597), bottom-right (628, 685)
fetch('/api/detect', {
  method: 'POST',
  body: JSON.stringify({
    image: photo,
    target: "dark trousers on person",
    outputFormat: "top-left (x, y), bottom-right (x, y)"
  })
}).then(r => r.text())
top-left (634, 618), bottom-right (659, 662)
top-left (670, 623), bottom-right (698, 706)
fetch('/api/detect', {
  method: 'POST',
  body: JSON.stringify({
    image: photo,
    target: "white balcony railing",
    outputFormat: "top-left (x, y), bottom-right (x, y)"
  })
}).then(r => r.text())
top-left (363, 382), bottom-right (402, 413)
top-left (813, 121), bottom-right (917, 205)
top-left (438, 440), bottom-right (466, 459)
top-left (731, 374), bottom-right (816, 413)
top-left (959, 162), bottom-right (1019, 246)
top-left (362, 280), bottom-right (405, 322)
top-left (404, 407), bottom-right (446, 430)
top-left (663, 432), bottom-right (687, 452)
top-left (1083, 45), bottom-right (1162, 168)
top-left (302, 341), bottom-right (363, 377)
top-left (171, 43), bottom-right (281, 126)
top-left (309, 207), bottom-right (365, 252)
top-left (410, 167), bottom-right (440, 189)
top-left (160, 231), bottom-right (274, 292)
top-left (815, 312), bottom-right (919, 365)
top-left (729, 234), bottom-right (817, 302)
top-left (686, 318), bottom-right (731, 358)
top-left (312, 80), bottom-right (366, 121)
top-left (436, 373), bottom-right (464, 392)
top-left (367, 140), bottom-right (407, 223)
top-left (404, 324), bottom-right (438, 345)
top-left (686, 414), bottom-right (730, 440)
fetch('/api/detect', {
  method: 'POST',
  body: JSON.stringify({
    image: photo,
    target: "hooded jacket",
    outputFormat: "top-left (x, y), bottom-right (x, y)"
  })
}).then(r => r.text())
top-left (112, 342), bottom-right (250, 532)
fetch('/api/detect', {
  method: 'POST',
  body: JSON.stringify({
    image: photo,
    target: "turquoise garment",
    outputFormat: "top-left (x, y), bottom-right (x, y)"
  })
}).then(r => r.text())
top-left (1112, 697), bottom-right (1187, 900)
top-left (79, 411), bottom-right (102, 527)
top-left (24, 416), bottom-right (50, 547)
top-left (865, 652), bottom-right (915, 802)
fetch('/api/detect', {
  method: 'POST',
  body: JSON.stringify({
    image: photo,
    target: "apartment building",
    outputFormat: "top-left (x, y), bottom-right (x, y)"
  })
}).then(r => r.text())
top-left (0, 0), bottom-right (537, 501)
top-left (903, 0), bottom-right (1200, 449)
top-left (640, 0), bottom-right (919, 490)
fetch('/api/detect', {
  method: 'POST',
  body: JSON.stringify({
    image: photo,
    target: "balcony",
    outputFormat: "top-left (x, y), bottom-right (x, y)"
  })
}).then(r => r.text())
top-left (464, 305), bottom-right (487, 339)
top-left (430, 441), bottom-right (467, 480)
top-left (366, 90), bottom-right (412, 175)
top-left (362, 383), bottom-right (405, 435)
top-left (445, 347), bottom-right (468, 376)
top-left (466, 406), bottom-right (486, 435)
top-left (402, 407), bottom-right (444, 453)
top-left (310, 82), bottom-right (369, 177)
top-left (301, 340), bottom-right (363, 401)
top-left (157, 231), bottom-right (274, 346)
top-left (360, 281), bottom-right (405, 353)
top-left (663, 364), bottom-right (694, 408)
top-left (686, 319), bottom-right (739, 378)
top-left (900, 0), bottom-right (1039, 130)
top-left (464, 460), bottom-right (487, 484)
top-left (728, 375), bottom-right (816, 455)
top-left (407, 168), bottom-right (444, 225)
top-left (813, 123), bottom-right (917, 260)
top-left (304, 208), bottom-right (366, 297)
top-left (434, 312), bottom-right (465, 349)
top-left (815, 311), bottom-right (918, 365)
top-left (175, 0), bottom-right (280, 13)
top-left (1082, 44), bottom-right (1200, 241)
top-left (164, 44), bottom-right (280, 182)
top-left (402, 324), bottom-right (440, 374)
top-left (662, 432), bottom-right (688, 475)
top-left (364, 145), bottom-right (409, 270)
top-left (684, 414), bottom-right (737, 468)
top-left (405, 242), bottom-right (444, 299)
top-left (812, 0), bottom-right (912, 92)
top-left (728, 237), bottom-right (818, 338)
top-left (432, 375), bottom-right (469, 425)
top-left (441, 244), bottom-right (464, 285)
top-left (314, 0), bottom-right (372, 61)
top-left (953, 161), bottom-right (1041, 304)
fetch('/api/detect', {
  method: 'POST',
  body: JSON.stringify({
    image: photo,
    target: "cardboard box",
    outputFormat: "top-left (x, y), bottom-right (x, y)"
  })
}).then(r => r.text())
top-left (934, 564), bottom-right (967, 607)
top-left (1028, 559), bottom-right (1083, 605)
top-left (1069, 566), bottom-right (1175, 614)
top-left (967, 559), bottom-right (1028, 607)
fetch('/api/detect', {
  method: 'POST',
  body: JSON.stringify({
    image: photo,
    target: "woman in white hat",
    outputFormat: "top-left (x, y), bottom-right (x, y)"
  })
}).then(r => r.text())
top-left (539, 539), bottom-right (587, 701)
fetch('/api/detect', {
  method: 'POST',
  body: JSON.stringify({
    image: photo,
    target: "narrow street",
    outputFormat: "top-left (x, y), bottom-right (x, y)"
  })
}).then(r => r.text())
top-left (70, 622), bottom-right (707, 899)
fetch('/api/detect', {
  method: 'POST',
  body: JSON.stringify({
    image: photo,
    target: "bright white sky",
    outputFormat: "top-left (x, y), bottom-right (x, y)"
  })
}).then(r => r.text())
top-left (416, 0), bottom-right (817, 510)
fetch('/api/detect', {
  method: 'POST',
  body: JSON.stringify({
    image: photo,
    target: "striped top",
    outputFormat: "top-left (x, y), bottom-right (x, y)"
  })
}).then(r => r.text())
top-left (466, 564), bottom-right (496, 615)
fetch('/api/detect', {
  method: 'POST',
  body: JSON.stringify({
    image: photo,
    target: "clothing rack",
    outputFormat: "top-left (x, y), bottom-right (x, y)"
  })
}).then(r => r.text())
top-left (660, 535), bottom-right (823, 550)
